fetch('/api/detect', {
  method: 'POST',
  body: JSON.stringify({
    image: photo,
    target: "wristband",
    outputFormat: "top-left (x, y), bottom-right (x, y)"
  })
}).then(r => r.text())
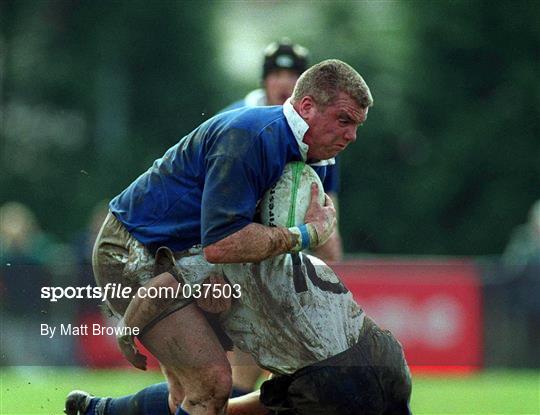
top-left (288, 224), bottom-right (319, 252)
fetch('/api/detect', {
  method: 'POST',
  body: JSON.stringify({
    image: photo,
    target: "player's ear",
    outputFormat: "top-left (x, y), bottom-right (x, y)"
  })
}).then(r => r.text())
top-left (296, 96), bottom-right (317, 120)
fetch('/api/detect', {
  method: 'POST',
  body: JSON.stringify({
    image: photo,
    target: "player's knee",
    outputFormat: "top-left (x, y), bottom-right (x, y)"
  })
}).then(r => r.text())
top-left (186, 366), bottom-right (232, 410)
top-left (205, 365), bottom-right (232, 402)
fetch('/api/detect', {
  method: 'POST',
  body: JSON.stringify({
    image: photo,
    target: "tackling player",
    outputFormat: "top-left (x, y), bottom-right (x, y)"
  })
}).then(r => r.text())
top-left (67, 254), bottom-right (412, 415)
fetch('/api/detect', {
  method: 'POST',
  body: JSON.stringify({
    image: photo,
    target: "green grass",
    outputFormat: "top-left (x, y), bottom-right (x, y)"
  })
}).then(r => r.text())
top-left (0, 367), bottom-right (538, 414)
top-left (412, 371), bottom-right (539, 414)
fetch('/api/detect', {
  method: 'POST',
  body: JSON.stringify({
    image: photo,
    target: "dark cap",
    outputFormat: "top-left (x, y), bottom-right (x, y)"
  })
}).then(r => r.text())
top-left (262, 38), bottom-right (309, 79)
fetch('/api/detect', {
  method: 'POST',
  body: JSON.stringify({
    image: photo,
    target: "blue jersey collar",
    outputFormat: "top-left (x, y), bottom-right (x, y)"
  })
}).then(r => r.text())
top-left (283, 99), bottom-right (335, 166)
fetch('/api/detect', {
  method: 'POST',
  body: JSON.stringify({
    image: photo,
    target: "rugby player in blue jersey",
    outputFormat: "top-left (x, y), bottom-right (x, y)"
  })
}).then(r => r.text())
top-left (222, 39), bottom-right (343, 263)
top-left (221, 39), bottom-right (345, 399)
top-left (67, 59), bottom-right (372, 415)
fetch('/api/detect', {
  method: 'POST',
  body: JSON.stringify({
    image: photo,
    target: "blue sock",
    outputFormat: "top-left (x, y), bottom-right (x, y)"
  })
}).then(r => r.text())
top-left (84, 397), bottom-right (109, 415)
top-left (105, 382), bottom-right (170, 415)
top-left (230, 385), bottom-right (252, 398)
top-left (84, 398), bottom-right (99, 414)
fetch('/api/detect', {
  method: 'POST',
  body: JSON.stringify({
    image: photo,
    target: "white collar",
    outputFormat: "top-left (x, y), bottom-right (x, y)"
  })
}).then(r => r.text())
top-left (282, 99), bottom-right (335, 166)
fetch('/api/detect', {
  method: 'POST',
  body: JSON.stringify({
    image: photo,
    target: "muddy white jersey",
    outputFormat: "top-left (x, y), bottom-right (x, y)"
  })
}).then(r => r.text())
top-left (220, 253), bottom-right (365, 375)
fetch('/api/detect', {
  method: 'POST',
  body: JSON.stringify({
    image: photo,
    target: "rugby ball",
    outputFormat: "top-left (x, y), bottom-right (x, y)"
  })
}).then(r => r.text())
top-left (260, 162), bottom-right (325, 228)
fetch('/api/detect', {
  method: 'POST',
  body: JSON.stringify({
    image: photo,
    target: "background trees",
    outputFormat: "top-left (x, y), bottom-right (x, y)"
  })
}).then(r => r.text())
top-left (1, 1), bottom-right (538, 255)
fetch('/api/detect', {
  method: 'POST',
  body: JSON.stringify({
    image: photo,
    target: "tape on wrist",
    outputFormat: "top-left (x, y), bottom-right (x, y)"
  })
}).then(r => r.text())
top-left (298, 224), bottom-right (310, 249)
top-left (288, 225), bottom-right (310, 252)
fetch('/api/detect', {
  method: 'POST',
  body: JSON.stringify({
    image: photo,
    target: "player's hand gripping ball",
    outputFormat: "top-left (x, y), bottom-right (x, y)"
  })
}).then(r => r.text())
top-left (260, 162), bottom-right (336, 251)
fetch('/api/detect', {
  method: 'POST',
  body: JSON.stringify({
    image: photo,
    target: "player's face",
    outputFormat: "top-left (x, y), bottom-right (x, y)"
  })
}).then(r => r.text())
top-left (264, 69), bottom-right (299, 106)
top-left (302, 92), bottom-right (368, 160)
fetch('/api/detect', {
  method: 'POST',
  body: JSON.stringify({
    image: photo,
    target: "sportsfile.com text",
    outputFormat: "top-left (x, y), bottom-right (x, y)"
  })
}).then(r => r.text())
top-left (41, 283), bottom-right (242, 303)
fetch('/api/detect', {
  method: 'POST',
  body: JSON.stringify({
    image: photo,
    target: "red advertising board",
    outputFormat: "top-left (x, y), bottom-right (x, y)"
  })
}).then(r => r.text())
top-left (77, 259), bottom-right (482, 372)
top-left (76, 311), bottom-right (161, 369)
top-left (333, 259), bottom-right (482, 371)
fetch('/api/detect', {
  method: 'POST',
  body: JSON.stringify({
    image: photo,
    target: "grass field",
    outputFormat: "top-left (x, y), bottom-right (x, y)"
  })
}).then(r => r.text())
top-left (0, 367), bottom-right (538, 414)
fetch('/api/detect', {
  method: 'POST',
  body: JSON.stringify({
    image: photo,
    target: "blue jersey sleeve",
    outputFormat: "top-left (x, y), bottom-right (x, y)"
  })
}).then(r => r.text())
top-left (201, 155), bottom-right (260, 247)
top-left (218, 99), bottom-right (246, 114)
top-left (323, 160), bottom-right (340, 194)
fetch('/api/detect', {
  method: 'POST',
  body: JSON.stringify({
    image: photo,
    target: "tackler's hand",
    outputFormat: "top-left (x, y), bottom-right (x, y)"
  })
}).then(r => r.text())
top-left (116, 318), bottom-right (147, 371)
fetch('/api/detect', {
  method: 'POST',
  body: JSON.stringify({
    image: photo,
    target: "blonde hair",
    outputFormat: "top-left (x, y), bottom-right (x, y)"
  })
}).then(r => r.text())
top-left (291, 59), bottom-right (373, 109)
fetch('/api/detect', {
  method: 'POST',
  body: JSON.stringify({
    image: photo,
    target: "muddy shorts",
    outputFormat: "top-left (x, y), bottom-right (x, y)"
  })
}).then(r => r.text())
top-left (260, 317), bottom-right (412, 415)
top-left (92, 212), bottom-right (234, 350)
top-left (91, 212), bottom-right (190, 318)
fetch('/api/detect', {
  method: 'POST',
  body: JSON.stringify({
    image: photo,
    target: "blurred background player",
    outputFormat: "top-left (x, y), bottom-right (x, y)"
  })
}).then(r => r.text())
top-left (0, 202), bottom-right (54, 366)
top-left (221, 38), bottom-right (309, 110)
top-left (222, 39), bottom-right (344, 398)
top-left (502, 199), bottom-right (540, 367)
top-left (503, 199), bottom-right (540, 270)
top-left (0, 201), bottom-right (76, 367)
